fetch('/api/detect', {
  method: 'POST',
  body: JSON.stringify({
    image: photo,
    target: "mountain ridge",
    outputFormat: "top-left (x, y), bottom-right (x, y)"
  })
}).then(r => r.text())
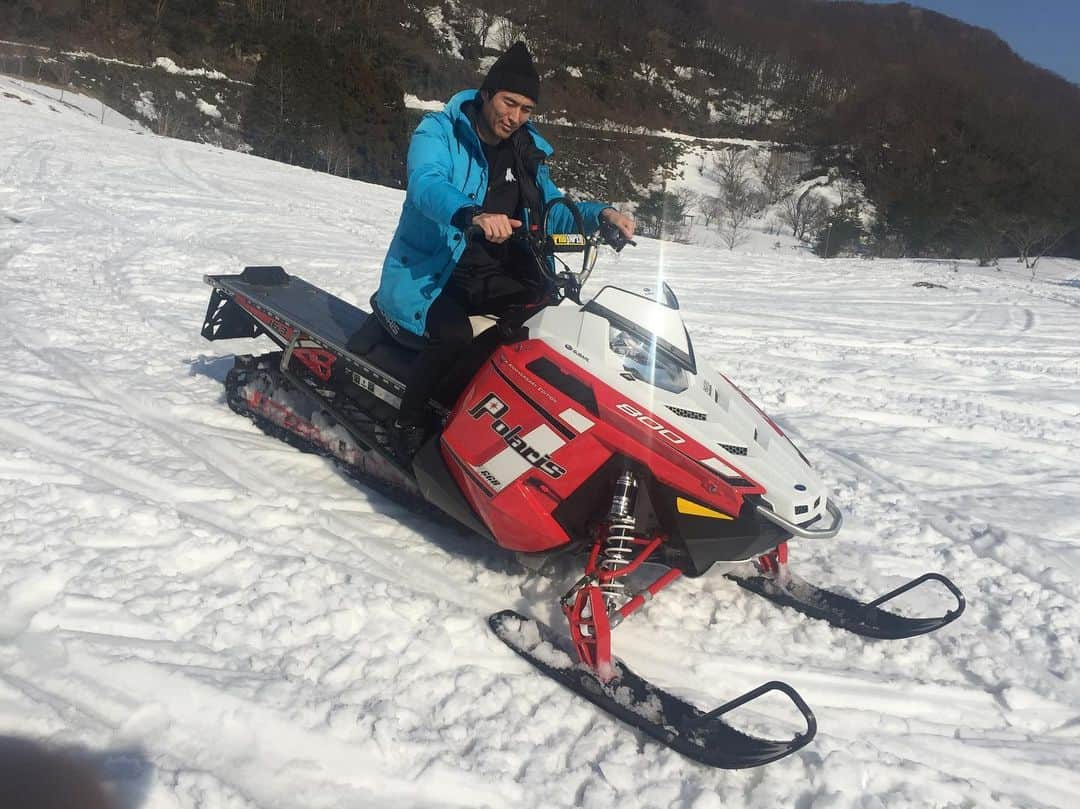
top-left (2, 0), bottom-right (1077, 258)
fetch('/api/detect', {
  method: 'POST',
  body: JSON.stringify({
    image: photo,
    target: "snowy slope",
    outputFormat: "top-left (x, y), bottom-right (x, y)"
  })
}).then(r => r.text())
top-left (2, 74), bottom-right (1080, 809)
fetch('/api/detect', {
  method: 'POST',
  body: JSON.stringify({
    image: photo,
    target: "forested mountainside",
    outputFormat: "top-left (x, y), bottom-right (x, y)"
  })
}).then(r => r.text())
top-left (3, 0), bottom-right (1078, 258)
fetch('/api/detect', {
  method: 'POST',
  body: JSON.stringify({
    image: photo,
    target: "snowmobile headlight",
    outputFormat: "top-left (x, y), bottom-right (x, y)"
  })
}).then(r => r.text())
top-left (609, 326), bottom-right (689, 394)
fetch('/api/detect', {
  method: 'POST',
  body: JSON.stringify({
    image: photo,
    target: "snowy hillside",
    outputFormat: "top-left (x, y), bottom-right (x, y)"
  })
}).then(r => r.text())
top-left (2, 74), bottom-right (1080, 809)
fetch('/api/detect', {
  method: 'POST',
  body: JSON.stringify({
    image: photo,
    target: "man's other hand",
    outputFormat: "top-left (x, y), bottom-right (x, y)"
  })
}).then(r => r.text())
top-left (472, 213), bottom-right (522, 243)
top-left (601, 209), bottom-right (636, 240)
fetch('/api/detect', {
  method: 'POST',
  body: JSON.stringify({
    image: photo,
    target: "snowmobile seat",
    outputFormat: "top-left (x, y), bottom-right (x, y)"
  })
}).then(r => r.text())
top-left (364, 294), bottom-right (499, 353)
top-left (344, 314), bottom-right (420, 385)
top-left (205, 270), bottom-right (369, 349)
top-left (367, 293), bottom-right (430, 352)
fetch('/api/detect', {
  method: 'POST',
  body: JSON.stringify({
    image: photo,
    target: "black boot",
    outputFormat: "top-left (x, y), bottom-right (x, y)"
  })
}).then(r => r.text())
top-left (392, 418), bottom-right (428, 457)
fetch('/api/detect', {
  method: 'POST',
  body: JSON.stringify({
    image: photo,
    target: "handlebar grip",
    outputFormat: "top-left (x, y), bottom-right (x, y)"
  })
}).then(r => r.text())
top-left (598, 217), bottom-right (636, 252)
top-left (463, 224), bottom-right (530, 244)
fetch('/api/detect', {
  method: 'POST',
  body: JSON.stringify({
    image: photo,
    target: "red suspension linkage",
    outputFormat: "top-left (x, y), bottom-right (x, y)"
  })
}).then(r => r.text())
top-left (292, 346), bottom-right (337, 382)
top-left (561, 525), bottom-right (682, 682)
top-left (756, 541), bottom-right (791, 586)
top-left (562, 581), bottom-right (613, 678)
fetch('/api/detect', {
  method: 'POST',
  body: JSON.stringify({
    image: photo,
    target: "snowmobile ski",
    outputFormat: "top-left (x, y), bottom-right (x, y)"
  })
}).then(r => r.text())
top-left (489, 610), bottom-right (817, 769)
top-left (726, 568), bottom-right (966, 640)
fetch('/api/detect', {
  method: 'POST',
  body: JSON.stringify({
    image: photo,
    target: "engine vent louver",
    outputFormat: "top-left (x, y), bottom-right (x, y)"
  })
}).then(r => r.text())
top-left (666, 405), bottom-right (707, 421)
top-left (718, 443), bottom-right (748, 456)
top-left (525, 357), bottom-right (598, 415)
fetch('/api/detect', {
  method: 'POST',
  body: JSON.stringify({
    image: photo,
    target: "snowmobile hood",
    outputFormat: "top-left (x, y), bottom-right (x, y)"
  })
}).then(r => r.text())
top-left (523, 290), bottom-right (832, 532)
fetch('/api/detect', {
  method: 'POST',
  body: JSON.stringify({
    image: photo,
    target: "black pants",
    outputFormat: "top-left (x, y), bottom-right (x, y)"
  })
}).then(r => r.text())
top-left (397, 252), bottom-right (539, 425)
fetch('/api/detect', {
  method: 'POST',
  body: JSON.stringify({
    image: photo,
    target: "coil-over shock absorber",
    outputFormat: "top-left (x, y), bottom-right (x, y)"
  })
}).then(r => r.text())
top-left (561, 465), bottom-right (686, 680)
top-left (599, 469), bottom-right (639, 611)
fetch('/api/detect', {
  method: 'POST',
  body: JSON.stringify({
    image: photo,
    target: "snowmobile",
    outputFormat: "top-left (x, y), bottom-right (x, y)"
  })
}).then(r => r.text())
top-left (200, 197), bottom-right (965, 768)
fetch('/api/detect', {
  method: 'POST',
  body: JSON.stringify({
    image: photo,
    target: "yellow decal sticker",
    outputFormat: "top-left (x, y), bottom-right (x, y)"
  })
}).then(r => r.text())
top-left (676, 497), bottom-right (733, 520)
top-left (552, 233), bottom-right (586, 247)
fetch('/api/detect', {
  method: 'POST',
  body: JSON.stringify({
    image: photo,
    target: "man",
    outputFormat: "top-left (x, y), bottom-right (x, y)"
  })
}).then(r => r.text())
top-left (375, 42), bottom-right (634, 451)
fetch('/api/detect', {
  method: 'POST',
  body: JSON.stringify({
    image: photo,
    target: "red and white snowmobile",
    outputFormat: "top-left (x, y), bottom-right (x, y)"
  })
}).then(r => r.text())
top-left (201, 198), bottom-right (965, 768)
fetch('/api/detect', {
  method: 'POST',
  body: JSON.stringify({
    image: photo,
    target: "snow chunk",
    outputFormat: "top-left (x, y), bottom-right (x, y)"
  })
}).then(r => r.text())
top-left (498, 615), bottom-right (574, 669)
top-left (134, 90), bottom-right (157, 121)
top-left (153, 57), bottom-right (228, 80)
top-left (195, 98), bottom-right (221, 119)
top-left (403, 94), bottom-right (444, 112)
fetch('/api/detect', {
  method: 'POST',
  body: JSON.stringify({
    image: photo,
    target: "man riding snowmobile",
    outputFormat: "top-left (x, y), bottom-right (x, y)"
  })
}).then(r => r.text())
top-left (200, 44), bottom-right (965, 768)
top-left (371, 41), bottom-right (635, 452)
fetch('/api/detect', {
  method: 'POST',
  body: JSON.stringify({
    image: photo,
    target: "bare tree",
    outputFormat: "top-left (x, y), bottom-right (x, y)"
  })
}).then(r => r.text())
top-left (468, 7), bottom-right (496, 50)
top-left (51, 57), bottom-right (74, 103)
top-left (778, 181), bottom-right (829, 241)
top-left (760, 151), bottom-right (799, 204)
top-left (712, 149), bottom-right (759, 249)
top-left (777, 193), bottom-right (803, 238)
top-left (1001, 217), bottom-right (1073, 275)
top-left (639, 29), bottom-right (673, 83)
top-left (491, 17), bottom-right (526, 51)
top-left (833, 176), bottom-right (858, 208)
top-left (961, 210), bottom-right (1005, 268)
top-left (156, 101), bottom-right (185, 137)
top-left (698, 195), bottom-right (724, 228)
top-left (803, 197), bottom-right (830, 240)
top-left (674, 189), bottom-right (700, 227)
top-left (314, 129), bottom-right (354, 176)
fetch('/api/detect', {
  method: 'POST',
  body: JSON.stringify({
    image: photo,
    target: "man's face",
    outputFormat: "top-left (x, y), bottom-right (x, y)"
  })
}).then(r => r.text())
top-left (482, 90), bottom-right (535, 140)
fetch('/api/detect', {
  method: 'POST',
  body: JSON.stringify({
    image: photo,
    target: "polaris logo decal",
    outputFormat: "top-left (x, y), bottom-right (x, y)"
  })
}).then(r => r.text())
top-left (469, 393), bottom-right (567, 480)
top-left (616, 403), bottom-right (686, 445)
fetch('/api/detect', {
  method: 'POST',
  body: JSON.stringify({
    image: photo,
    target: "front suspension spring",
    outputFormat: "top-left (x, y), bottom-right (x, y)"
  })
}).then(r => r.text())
top-left (599, 470), bottom-right (639, 611)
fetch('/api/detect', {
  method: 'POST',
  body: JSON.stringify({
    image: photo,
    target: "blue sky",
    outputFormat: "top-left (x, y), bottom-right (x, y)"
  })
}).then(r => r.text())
top-left (860, 1), bottom-right (1080, 83)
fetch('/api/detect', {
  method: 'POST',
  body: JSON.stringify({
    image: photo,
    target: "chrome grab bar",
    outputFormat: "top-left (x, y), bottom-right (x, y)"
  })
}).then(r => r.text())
top-left (756, 499), bottom-right (843, 539)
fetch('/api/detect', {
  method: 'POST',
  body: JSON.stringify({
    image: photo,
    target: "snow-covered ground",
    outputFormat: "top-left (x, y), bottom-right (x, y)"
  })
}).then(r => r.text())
top-left (3, 74), bottom-right (1080, 808)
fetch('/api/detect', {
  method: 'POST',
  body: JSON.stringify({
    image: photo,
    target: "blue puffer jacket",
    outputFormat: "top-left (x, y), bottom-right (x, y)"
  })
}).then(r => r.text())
top-left (375, 89), bottom-right (610, 336)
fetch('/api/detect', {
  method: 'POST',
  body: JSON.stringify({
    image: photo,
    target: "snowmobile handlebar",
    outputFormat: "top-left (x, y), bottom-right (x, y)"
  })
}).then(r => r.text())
top-left (461, 197), bottom-right (634, 305)
top-left (531, 196), bottom-right (635, 304)
top-left (597, 214), bottom-right (637, 253)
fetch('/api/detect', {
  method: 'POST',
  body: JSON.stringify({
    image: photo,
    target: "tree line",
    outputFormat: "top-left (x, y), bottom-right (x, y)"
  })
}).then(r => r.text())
top-left (4, 0), bottom-right (1078, 258)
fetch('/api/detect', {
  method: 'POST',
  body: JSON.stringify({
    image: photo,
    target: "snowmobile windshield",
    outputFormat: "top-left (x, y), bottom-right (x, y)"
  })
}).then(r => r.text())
top-left (584, 286), bottom-right (696, 394)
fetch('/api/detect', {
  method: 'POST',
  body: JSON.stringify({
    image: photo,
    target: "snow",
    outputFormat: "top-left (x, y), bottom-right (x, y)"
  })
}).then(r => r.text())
top-left (404, 93), bottom-right (444, 112)
top-left (424, 5), bottom-right (464, 60)
top-left (153, 57), bottom-right (228, 81)
top-left (3, 73), bottom-right (1080, 808)
top-left (535, 114), bottom-right (780, 148)
top-left (1, 43), bottom-right (244, 85)
top-left (0, 76), bottom-right (146, 132)
top-left (134, 89), bottom-right (158, 122)
top-left (63, 50), bottom-right (148, 70)
top-left (195, 98), bottom-right (221, 119)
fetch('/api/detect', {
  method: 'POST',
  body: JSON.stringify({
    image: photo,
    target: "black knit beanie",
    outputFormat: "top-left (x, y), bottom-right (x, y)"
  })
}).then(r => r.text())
top-left (481, 41), bottom-right (540, 103)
